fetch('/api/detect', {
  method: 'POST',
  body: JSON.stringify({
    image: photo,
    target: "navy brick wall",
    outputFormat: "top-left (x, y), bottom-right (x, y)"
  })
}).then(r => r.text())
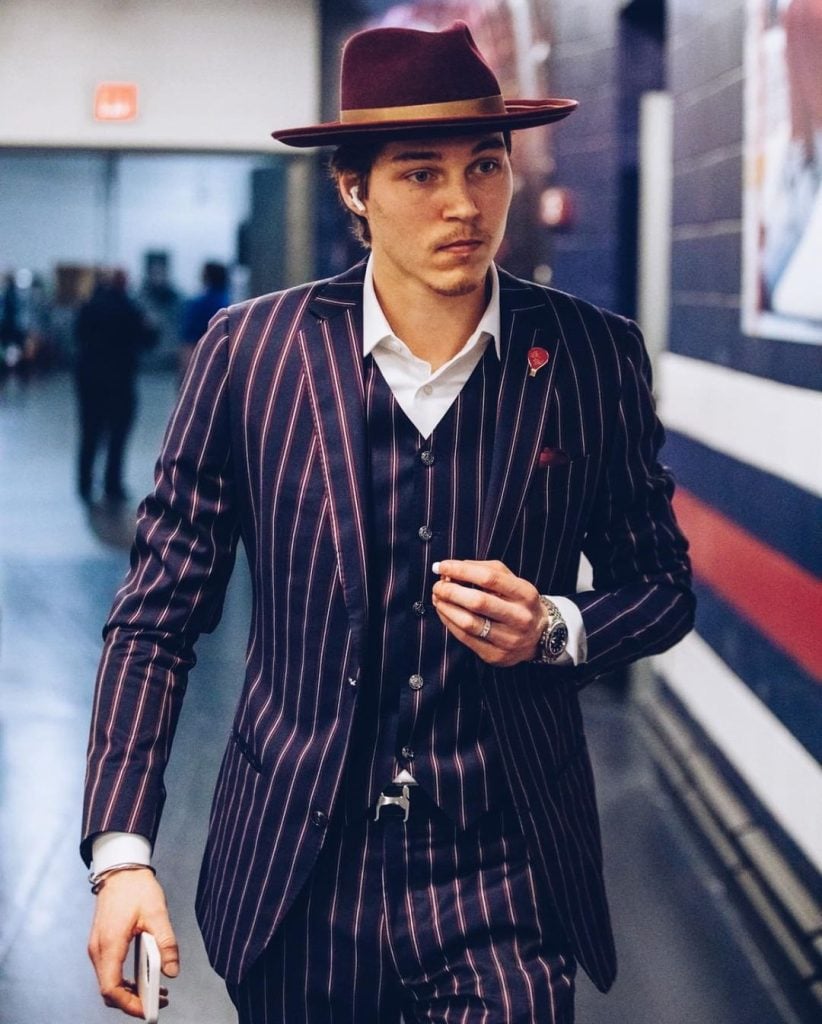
top-left (548, 0), bottom-right (623, 312)
top-left (548, 0), bottom-right (665, 317)
top-left (668, 1), bottom-right (747, 335)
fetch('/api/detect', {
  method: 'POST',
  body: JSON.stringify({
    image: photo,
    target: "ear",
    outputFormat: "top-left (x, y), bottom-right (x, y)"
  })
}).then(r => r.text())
top-left (338, 172), bottom-right (366, 216)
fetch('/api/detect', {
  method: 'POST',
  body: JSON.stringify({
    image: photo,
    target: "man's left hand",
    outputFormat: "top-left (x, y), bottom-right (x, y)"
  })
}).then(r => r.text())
top-left (431, 559), bottom-right (547, 667)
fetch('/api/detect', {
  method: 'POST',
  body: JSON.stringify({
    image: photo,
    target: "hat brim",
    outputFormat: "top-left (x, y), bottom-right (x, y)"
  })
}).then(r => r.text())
top-left (271, 98), bottom-right (578, 148)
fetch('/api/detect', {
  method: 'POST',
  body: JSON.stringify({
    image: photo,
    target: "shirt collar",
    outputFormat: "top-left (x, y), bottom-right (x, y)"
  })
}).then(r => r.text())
top-left (362, 255), bottom-right (501, 361)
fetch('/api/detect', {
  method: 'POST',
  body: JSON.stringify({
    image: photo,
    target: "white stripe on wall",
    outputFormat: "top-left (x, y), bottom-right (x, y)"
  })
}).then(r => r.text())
top-left (657, 352), bottom-right (822, 497)
top-left (655, 632), bottom-right (822, 873)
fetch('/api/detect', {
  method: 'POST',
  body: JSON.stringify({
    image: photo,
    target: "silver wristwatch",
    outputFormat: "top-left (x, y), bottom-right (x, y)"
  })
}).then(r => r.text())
top-left (534, 596), bottom-right (569, 663)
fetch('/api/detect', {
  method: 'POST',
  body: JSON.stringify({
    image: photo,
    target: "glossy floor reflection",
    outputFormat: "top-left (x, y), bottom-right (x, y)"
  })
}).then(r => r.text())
top-left (0, 371), bottom-right (797, 1024)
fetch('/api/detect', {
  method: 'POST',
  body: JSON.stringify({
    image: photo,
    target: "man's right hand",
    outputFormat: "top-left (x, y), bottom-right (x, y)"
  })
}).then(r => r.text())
top-left (87, 868), bottom-right (179, 1018)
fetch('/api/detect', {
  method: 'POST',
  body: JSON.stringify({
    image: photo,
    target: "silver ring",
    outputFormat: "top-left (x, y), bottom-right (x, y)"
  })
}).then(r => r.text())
top-left (478, 617), bottom-right (492, 640)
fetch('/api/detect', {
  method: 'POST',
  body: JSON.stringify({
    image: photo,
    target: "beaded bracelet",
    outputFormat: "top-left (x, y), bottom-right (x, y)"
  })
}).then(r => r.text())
top-left (88, 862), bottom-right (156, 895)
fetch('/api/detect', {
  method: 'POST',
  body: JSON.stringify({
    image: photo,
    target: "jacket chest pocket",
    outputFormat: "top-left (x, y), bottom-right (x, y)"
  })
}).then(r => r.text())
top-left (526, 453), bottom-right (593, 520)
top-left (513, 455), bottom-right (596, 580)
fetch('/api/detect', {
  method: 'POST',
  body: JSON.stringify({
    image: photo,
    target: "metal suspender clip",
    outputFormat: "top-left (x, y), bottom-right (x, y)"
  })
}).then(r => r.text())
top-left (374, 784), bottom-right (412, 822)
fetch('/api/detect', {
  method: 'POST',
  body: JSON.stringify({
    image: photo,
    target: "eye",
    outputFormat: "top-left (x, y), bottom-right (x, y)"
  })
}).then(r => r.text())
top-left (406, 169), bottom-right (434, 184)
top-left (474, 158), bottom-right (500, 176)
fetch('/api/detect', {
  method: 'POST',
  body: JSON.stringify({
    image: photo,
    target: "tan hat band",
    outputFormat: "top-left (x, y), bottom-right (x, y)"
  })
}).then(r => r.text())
top-left (340, 94), bottom-right (506, 124)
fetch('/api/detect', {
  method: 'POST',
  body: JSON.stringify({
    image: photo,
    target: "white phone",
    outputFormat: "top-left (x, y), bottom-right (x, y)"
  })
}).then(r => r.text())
top-left (134, 931), bottom-right (161, 1024)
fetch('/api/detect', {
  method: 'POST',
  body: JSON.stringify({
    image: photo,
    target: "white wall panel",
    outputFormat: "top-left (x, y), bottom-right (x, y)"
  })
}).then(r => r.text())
top-left (658, 351), bottom-right (822, 497)
top-left (0, 154), bottom-right (107, 269)
top-left (114, 154), bottom-right (262, 293)
top-left (0, 151), bottom-right (269, 294)
top-left (0, 0), bottom-right (319, 152)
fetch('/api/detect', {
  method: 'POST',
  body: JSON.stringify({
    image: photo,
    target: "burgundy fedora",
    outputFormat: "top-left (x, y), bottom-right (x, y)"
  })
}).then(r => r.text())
top-left (272, 21), bottom-right (577, 148)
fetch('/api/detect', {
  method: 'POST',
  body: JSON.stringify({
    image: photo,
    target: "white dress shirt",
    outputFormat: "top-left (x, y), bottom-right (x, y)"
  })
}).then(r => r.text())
top-left (363, 257), bottom-right (501, 438)
top-left (91, 259), bottom-right (587, 871)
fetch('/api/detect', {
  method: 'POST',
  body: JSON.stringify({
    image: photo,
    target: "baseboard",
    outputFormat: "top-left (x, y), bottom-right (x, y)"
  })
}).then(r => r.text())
top-left (637, 677), bottom-right (822, 1023)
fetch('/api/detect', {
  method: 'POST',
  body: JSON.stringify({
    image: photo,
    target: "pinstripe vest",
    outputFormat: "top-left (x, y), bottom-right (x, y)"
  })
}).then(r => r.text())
top-left (342, 350), bottom-right (508, 827)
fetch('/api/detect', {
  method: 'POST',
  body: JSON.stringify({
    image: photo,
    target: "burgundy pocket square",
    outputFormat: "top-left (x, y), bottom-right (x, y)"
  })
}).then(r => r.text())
top-left (538, 447), bottom-right (570, 468)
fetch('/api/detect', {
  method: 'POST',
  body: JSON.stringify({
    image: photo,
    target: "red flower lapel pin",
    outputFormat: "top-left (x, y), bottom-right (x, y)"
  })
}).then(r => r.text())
top-left (527, 347), bottom-right (550, 378)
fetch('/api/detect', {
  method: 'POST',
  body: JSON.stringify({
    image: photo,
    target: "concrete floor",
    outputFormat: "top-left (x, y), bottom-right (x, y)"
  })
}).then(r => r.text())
top-left (0, 370), bottom-right (800, 1024)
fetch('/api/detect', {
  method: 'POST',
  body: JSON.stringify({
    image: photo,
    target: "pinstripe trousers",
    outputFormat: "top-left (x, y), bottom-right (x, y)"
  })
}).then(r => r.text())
top-left (227, 792), bottom-right (576, 1023)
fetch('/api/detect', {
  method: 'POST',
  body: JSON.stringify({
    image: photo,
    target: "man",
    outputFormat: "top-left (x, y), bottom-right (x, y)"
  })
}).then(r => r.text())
top-left (83, 22), bottom-right (694, 1023)
top-left (179, 261), bottom-right (230, 379)
top-left (74, 269), bottom-right (156, 502)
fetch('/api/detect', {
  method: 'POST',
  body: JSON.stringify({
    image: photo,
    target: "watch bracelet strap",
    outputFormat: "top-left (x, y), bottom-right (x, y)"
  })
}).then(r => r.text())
top-left (534, 595), bottom-right (567, 663)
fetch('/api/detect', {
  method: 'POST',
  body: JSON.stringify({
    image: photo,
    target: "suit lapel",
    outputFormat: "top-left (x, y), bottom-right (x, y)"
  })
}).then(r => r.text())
top-left (480, 270), bottom-right (563, 560)
top-left (297, 262), bottom-right (370, 646)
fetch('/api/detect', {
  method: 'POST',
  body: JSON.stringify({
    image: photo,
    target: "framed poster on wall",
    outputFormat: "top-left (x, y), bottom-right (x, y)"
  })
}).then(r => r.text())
top-left (742, 0), bottom-right (822, 344)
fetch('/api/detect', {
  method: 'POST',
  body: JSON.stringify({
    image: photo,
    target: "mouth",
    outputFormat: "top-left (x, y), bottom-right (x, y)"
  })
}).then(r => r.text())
top-left (436, 238), bottom-right (484, 255)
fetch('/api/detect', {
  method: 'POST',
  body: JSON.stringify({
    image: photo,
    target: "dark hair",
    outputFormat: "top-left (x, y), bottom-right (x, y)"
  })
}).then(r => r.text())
top-left (329, 129), bottom-right (513, 246)
top-left (203, 261), bottom-right (228, 291)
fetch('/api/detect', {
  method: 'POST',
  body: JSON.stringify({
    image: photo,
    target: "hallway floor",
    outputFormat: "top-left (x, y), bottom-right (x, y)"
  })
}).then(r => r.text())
top-left (0, 371), bottom-right (799, 1023)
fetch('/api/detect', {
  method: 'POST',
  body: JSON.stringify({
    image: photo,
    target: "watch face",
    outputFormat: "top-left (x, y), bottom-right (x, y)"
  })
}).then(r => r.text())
top-left (547, 623), bottom-right (569, 658)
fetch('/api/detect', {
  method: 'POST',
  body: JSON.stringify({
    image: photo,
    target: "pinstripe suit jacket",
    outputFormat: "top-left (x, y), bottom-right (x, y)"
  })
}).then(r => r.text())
top-left (82, 260), bottom-right (694, 992)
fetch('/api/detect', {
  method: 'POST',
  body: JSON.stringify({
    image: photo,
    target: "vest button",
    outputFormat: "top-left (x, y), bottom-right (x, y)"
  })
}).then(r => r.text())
top-left (412, 601), bottom-right (426, 617)
top-left (420, 450), bottom-right (435, 466)
top-left (408, 674), bottom-right (424, 690)
top-left (311, 809), bottom-right (328, 829)
top-left (418, 525), bottom-right (433, 541)
top-left (401, 746), bottom-right (415, 761)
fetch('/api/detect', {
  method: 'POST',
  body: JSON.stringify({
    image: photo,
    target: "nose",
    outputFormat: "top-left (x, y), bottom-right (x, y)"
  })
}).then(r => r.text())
top-left (441, 178), bottom-right (480, 220)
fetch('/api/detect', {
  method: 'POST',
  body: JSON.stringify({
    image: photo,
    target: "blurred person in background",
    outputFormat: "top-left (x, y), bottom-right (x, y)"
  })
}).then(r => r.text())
top-left (82, 22), bottom-right (693, 1024)
top-left (22, 273), bottom-right (55, 370)
top-left (74, 269), bottom-right (157, 503)
top-left (179, 260), bottom-right (229, 379)
top-left (139, 251), bottom-right (182, 370)
top-left (1, 271), bottom-right (25, 371)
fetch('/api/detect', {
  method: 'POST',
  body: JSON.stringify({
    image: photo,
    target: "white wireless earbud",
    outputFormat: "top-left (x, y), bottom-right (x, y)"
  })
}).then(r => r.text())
top-left (349, 186), bottom-right (366, 213)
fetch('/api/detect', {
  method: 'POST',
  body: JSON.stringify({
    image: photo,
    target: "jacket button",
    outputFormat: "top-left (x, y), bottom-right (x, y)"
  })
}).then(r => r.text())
top-left (401, 746), bottom-right (415, 761)
top-left (420, 450), bottom-right (435, 466)
top-left (412, 601), bottom-right (426, 617)
top-left (408, 674), bottom-right (424, 690)
top-left (347, 676), bottom-right (358, 688)
top-left (418, 525), bottom-right (433, 541)
top-left (311, 809), bottom-right (328, 829)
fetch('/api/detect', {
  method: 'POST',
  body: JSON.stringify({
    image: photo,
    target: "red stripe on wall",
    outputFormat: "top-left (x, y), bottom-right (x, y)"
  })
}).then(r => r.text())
top-left (674, 488), bottom-right (822, 682)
